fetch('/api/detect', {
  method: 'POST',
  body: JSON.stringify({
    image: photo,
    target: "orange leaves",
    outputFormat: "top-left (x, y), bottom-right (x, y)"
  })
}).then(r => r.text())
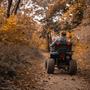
top-left (31, 31), bottom-right (47, 49)
top-left (73, 42), bottom-right (89, 69)
top-left (0, 8), bottom-right (5, 28)
top-left (1, 15), bottom-right (17, 32)
top-left (0, 7), bottom-right (46, 49)
top-left (0, 13), bottom-right (45, 49)
top-left (0, 8), bottom-right (4, 15)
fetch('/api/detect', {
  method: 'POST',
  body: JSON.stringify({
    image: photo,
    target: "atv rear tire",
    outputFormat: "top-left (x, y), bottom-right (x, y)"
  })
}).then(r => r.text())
top-left (69, 60), bottom-right (77, 75)
top-left (47, 59), bottom-right (55, 74)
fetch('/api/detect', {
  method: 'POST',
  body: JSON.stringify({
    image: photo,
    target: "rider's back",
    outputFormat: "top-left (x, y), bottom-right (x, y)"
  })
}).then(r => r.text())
top-left (54, 36), bottom-right (68, 53)
top-left (50, 31), bottom-right (72, 53)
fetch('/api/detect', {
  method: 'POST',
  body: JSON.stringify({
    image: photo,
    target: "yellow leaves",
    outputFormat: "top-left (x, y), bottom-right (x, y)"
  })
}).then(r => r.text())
top-left (0, 8), bottom-right (4, 14)
top-left (0, 12), bottom-right (45, 49)
top-left (1, 15), bottom-right (17, 32)
top-left (73, 42), bottom-right (89, 69)
top-left (0, 8), bottom-right (5, 26)
top-left (31, 32), bottom-right (47, 49)
top-left (74, 42), bottom-right (87, 60)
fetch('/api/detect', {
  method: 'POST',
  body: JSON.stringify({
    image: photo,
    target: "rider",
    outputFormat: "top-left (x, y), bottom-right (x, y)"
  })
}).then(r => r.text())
top-left (50, 31), bottom-right (67, 52)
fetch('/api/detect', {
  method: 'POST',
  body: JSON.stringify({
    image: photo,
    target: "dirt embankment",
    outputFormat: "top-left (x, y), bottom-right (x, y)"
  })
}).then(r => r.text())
top-left (0, 42), bottom-right (43, 90)
top-left (73, 1), bottom-right (90, 83)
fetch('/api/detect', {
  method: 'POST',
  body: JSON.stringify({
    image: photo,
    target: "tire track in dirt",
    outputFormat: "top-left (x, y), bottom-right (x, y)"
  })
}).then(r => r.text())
top-left (37, 52), bottom-right (90, 90)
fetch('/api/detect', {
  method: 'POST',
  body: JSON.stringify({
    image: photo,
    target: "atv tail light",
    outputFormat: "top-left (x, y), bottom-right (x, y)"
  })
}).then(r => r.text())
top-left (67, 42), bottom-right (71, 48)
top-left (60, 53), bottom-right (65, 59)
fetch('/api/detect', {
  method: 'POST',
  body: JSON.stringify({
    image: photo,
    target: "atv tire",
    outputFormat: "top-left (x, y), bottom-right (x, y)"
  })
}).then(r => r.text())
top-left (47, 59), bottom-right (55, 74)
top-left (69, 60), bottom-right (77, 75)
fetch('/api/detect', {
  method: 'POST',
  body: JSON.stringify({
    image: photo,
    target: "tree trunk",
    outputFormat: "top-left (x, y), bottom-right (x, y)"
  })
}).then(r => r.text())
top-left (47, 33), bottom-right (50, 52)
top-left (46, 32), bottom-right (52, 52)
top-left (14, 0), bottom-right (21, 15)
top-left (7, 0), bottom-right (12, 18)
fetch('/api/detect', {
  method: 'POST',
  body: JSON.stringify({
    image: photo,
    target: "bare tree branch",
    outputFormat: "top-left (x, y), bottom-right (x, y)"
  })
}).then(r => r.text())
top-left (46, 0), bottom-right (66, 19)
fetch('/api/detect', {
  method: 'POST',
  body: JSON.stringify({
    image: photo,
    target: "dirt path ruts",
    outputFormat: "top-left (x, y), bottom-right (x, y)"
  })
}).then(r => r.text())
top-left (36, 52), bottom-right (90, 90)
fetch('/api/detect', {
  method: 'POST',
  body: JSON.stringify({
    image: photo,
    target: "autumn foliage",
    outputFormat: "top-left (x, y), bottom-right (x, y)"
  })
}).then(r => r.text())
top-left (0, 8), bottom-right (46, 50)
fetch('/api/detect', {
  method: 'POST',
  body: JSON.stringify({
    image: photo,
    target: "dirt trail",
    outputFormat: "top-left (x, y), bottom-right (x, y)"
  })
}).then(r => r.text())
top-left (36, 52), bottom-right (90, 90)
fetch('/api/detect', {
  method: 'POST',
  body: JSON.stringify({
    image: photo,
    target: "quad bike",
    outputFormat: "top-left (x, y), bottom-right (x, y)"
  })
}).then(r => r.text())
top-left (45, 41), bottom-right (77, 75)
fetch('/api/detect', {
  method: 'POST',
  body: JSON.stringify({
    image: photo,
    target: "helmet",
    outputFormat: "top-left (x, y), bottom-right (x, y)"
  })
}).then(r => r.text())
top-left (61, 31), bottom-right (66, 36)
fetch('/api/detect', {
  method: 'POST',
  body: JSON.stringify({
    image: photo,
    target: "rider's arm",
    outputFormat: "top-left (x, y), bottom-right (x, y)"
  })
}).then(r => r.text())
top-left (50, 39), bottom-right (58, 47)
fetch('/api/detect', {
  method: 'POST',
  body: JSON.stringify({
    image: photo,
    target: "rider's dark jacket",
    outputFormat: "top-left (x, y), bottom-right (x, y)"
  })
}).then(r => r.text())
top-left (50, 36), bottom-right (68, 53)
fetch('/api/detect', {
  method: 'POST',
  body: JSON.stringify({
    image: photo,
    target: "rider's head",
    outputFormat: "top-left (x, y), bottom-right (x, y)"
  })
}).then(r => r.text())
top-left (61, 31), bottom-right (66, 37)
